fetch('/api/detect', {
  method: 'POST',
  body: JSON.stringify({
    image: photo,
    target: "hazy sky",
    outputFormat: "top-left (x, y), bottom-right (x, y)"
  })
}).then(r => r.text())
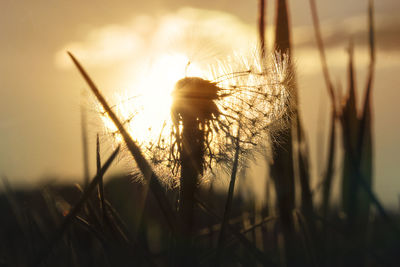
top-left (1, 0), bottom-right (399, 206)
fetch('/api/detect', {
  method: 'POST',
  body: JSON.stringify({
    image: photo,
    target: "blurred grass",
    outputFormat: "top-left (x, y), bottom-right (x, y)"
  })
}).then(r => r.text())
top-left (1, 0), bottom-right (399, 266)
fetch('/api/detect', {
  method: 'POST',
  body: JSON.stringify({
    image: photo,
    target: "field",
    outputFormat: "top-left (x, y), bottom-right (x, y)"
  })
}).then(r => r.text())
top-left (1, 0), bottom-right (399, 266)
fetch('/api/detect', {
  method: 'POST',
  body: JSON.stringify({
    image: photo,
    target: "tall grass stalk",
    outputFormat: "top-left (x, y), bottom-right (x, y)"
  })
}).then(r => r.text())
top-left (308, 1), bottom-right (341, 264)
top-left (67, 52), bottom-right (179, 235)
top-left (270, 0), bottom-right (297, 265)
top-left (258, 0), bottom-right (267, 60)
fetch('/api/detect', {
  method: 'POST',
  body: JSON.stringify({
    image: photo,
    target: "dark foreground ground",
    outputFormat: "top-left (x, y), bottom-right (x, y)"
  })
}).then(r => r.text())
top-left (0, 175), bottom-right (399, 267)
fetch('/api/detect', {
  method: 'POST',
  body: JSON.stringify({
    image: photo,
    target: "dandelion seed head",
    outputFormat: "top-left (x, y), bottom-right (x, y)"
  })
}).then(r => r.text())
top-left (98, 48), bottom-right (292, 187)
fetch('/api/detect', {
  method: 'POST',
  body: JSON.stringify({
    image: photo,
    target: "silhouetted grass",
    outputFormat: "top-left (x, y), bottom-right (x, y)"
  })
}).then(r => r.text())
top-left (68, 52), bottom-right (179, 235)
top-left (1, 0), bottom-right (399, 266)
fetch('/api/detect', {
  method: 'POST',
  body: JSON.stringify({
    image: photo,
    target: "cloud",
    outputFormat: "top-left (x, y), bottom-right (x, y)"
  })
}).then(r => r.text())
top-left (54, 7), bottom-right (256, 70)
top-left (293, 14), bottom-right (400, 51)
top-left (55, 7), bottom-right (400, 90)
top-left (291, 14), bottom-right (400, 76)
top-left (54, 23), bottom-right (146, 69)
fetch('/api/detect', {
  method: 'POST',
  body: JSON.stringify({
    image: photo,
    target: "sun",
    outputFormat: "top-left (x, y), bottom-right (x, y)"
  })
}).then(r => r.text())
top-left (101, 52), bottom-right (205, 148)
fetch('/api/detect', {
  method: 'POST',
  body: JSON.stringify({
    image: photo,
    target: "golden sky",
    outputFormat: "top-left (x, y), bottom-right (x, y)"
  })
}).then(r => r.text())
top-left (1, 0), bottom-right (400, 206)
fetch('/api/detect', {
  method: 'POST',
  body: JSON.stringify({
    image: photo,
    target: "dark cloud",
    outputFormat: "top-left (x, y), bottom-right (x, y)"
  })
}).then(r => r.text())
top-left (294, 15), bottom-right (400, 52)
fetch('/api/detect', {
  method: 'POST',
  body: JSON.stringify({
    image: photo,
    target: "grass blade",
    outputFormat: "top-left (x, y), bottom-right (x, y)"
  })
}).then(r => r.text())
top-left (67, 52), bottom-right (178, 234)
top-left (271, 2), bottom-right (297, 265)
top-left (258, 0), bottom-right (267, 60)
top-left (215, 131), bottom-right (241, 265)
top-left (80, 105), bottom-right (90, 187)
top-left (356, 0), bottom-right (375, 185)
top-left (196, 196), bottom-right (277, 267)
top-left (96, 134), bottom-right (106, 220)
top-left (322, 111), bottom-right (336, 219)
top-left (341, 42), bottom-right (359, 227)
top-left (338, 41), bottom-right (399, 235)
top-left (309, 0), bottom-right (336, 108)
top-left (296, 118), bottom-right (314, 225)
top-left (34, 146), bottom-right (120, 266)
top-left (308, 3), bottom-right (338, 225)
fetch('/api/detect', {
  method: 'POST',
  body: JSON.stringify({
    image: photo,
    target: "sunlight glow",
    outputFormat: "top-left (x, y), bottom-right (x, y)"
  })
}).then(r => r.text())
top-left (101, 52), bottom-right (205, 146)
top-left (98, 48), bottom-right (291, 186)
top-left (76, 9), bottom-right (292, 185)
